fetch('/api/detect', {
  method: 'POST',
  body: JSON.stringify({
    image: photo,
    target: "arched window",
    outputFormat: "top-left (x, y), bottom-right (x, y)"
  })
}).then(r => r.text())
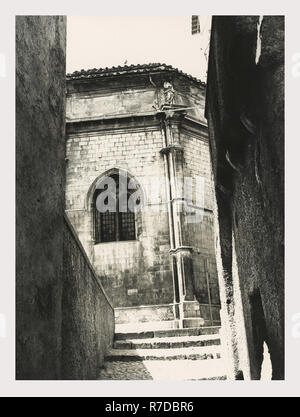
top-left (93, 171), bottom-right (141, 244)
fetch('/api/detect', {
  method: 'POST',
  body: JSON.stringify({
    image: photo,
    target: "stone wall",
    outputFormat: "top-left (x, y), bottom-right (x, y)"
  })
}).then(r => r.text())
top-left (66, 66), bottom-right (206, 124)
top-left (206, 16), bottom-right (284, 379)
top-left (62, 215), bottom-right (114, 379)
top-left (16, 15), bottom-right (66, 380)
top-left (16, 15), bottom-right (115, 380)
top-left (66, 126), bottom-right (174, 307)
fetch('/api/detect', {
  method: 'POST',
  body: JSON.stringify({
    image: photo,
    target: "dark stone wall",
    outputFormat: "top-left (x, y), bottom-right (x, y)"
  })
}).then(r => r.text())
top-left (16, 16), bottom-right (115, 380)
top-left (62, 216), bottom-right (115, 379)
top-left (16, 16), bottom-right (66, 379)
top-left (206, 16), bottom-right (284, 379)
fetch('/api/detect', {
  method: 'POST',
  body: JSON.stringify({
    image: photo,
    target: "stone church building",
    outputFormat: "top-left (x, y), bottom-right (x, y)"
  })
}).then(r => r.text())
top-left (65, 63), bottom-right (220, 331)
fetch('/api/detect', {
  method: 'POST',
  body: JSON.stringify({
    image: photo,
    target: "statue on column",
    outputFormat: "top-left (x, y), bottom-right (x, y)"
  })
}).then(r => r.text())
top-left (163, 81), bottom-right (175, 105)
top-left (152, 81), bottom-right (176, 110)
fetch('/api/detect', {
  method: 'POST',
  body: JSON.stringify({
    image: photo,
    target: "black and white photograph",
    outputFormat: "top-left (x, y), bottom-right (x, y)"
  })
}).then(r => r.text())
top-left (15, 14), bottom-right (285, 383)
top-left (0, 0), bottom-right (297, 399)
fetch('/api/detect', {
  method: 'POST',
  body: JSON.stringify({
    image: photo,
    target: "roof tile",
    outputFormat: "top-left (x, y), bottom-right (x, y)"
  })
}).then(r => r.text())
top-left (66, 63), bottom-right (205, 85)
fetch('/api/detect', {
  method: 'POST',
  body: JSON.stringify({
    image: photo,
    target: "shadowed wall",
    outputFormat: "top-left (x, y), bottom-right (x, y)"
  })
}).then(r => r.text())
top-left (206, 16), bottom-right (284, 380)
top-left (16, 15), bottom-right (67, 379)
top-left (16, 15), bottom-right (114, 380)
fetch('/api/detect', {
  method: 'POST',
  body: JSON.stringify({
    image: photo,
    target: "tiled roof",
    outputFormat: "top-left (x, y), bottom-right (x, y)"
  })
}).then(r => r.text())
top-left (66, 63), bottom-right (205, 85)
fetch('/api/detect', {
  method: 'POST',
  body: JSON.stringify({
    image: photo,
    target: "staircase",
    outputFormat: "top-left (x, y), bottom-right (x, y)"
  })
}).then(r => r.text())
top-left (99, 326), bottom-right (227, 380)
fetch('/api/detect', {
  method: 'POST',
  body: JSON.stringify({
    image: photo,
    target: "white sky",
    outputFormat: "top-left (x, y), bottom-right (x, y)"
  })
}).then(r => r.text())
top-left (66, 16), bottom-right (211, 81)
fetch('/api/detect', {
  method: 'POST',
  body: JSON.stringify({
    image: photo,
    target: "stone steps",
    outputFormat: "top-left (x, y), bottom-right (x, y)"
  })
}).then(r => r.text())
top-left (115, 320), bottom-right (179, 333)
top-left (114, 326), bottom-right (221, 341)
top-left (114, 333), bottom-right (220, 350)
top-left (100, 325), bottom-right (225, 380)
top-left (106, 345), bottom-right (221, 362)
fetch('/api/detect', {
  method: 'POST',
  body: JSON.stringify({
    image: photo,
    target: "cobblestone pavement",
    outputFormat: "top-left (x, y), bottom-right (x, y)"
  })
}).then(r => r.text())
top-left (98, 361), bottom-right (153, 380)
top-left (98, 359), bottom-right (226, 381)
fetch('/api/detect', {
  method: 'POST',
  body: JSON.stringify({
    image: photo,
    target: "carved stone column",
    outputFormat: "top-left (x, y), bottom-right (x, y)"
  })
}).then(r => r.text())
top-left (159, 106), bottom-right (202, 327)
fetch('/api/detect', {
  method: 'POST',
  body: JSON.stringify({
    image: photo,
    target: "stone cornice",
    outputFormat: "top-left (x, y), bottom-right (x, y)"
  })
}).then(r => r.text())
top-left (66, 112), bottom-right (162, 136)
top-left (66, 111), bottom-right (208, 140)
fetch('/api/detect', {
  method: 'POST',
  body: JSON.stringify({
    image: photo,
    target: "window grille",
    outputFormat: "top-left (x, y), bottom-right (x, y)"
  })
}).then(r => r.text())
top-left (93, 172), bottom-right (138, 243)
